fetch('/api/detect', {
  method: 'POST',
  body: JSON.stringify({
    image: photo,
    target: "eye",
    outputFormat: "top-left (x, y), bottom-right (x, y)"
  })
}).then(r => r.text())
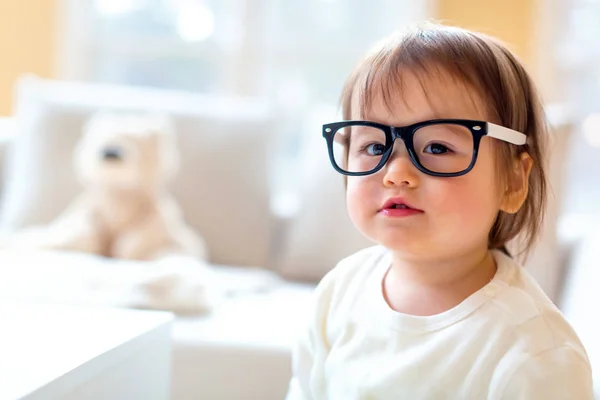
top-left (363, 143), bottom-right (386, 156)
top-left (101, 145), bottom-right (124, 161)
top-left (423, 143), bottom-right (451, 155)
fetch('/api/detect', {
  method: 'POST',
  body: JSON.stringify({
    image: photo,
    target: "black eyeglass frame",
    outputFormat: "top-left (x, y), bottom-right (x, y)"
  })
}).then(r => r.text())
top-left (322, 119), bottom-right (527, 178)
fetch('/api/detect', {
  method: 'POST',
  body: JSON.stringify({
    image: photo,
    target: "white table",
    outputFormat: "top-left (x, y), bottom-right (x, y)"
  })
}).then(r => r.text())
top-left (0, 302), bottom-right (173, 400)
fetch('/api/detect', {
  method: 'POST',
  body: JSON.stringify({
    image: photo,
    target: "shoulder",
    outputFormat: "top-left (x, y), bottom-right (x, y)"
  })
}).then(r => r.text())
top-left (491, 252), bottom-right (587, 351)
top-left (498, 345), bottom-right (594, 399)
top-left (486, 252), bottom-right (593, 396)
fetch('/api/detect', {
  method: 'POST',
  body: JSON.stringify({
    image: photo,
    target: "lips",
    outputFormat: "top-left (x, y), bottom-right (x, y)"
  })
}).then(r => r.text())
top-left (380, 198), bottom-right (422, 212)
top-left (379, 197), bottom-right (423, 217)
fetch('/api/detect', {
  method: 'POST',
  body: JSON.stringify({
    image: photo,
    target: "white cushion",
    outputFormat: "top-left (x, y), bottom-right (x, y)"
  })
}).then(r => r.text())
top-left (0, 246), bottom-right (315, 400)
top-left (276, 106), bottom-right (373, 282)
top-left (0, 75), bottom-right (276, 267)
top-left (171, 274), bottom-right (314, 400)
top-left (0, 248), bottom-right (224, 314)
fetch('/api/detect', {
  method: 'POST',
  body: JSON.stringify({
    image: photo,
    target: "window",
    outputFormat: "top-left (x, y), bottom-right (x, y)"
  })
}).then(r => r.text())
top-left (61, 0), bottom-right (430, 106)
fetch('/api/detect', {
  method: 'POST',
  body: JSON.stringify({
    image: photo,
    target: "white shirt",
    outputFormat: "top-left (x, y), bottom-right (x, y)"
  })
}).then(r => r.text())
top-left (287, 246), bottom-right (594, 399)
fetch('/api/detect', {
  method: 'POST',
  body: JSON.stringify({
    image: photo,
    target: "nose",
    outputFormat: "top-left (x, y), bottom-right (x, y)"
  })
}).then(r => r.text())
top-left (382, 144), bottom-right (419, 188)
top-left (102, 146), bottom-right (123, 161)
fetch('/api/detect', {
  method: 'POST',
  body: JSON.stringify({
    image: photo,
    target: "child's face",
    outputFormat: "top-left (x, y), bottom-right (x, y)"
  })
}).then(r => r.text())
top-left (346, 71), bottom-right (504, 260)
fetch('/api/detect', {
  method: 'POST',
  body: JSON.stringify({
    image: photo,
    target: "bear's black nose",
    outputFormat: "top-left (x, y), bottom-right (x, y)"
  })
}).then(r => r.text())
top-left (102, 146), bottom-right (123, 161)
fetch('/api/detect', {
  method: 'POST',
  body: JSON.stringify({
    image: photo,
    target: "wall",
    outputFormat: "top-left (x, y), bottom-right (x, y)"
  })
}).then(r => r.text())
top-left (0, 0), bottom-right (59, 116)
top-left (434, 0), bottom-right (566, 103)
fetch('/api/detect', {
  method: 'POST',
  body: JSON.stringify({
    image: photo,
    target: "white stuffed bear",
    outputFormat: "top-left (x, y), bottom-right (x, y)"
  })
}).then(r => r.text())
top-left (9, 111), bottom-right (208, 262)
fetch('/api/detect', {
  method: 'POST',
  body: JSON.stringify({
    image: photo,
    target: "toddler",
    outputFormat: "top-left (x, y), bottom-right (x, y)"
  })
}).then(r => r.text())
top-left (287, 22), bottom-right (594, 399)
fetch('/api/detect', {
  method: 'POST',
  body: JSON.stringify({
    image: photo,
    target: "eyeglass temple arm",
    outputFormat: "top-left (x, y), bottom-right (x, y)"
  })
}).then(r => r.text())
top-left (486, 122), bottom-right (527, 145)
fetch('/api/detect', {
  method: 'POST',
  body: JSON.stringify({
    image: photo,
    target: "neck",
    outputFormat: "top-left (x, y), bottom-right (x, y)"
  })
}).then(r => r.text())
top-left (383, 247), bottom-right (497, 316)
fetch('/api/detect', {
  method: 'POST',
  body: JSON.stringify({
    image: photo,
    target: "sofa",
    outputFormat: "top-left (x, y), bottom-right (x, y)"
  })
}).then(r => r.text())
top-left (0, 75), bottom-right (588, 399)
top-left (0, 75), bottom-right (376, 399)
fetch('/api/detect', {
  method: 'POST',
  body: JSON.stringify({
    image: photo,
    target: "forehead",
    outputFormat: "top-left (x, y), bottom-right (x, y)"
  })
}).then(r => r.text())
top-left (352, 67), bottom-right (489, 126)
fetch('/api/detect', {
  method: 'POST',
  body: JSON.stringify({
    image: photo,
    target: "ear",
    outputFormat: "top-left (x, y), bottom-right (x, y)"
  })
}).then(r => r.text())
top-left (500, 152), bottom-right (533, 214)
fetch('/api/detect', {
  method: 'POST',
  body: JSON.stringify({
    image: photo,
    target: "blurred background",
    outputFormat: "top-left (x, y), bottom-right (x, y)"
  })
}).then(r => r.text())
top-left (0, 0), bottom-right (594, 218)
top-left (0, 0), bottom-right (566, 107)
top-left (2, 0), bottom-right (600, 398)
top-left (2, 0), bottom-right (595, 210)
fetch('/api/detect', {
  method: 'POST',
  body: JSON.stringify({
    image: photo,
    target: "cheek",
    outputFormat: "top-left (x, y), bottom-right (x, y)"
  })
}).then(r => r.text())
top-left (345, 176), bottom-right (377, 225)
top-left (434, 152), bottom-right (502, 229)
top-left (423, 179), bottom-right (498, 250)
top-left (435, 179), bottom-right (497, 217)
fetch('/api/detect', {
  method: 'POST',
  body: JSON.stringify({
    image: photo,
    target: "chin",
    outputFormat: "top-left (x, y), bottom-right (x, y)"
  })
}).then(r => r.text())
top-left (379, 239), bottom-right (423, 254)
top-left (365, 230), bottom-right (420, 252)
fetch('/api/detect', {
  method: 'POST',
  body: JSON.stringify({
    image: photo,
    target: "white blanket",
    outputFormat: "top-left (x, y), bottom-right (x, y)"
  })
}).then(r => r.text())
top-left (0, 249), bottom-right (281, 315)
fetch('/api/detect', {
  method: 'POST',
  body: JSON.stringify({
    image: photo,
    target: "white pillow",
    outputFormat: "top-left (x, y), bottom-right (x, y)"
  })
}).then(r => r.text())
top-left (0, 76), bottom-right (276, 267)
top-left (275, 106), bottom-right (373, 282)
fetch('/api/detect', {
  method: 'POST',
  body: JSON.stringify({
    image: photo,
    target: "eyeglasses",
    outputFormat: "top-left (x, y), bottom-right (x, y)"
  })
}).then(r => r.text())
top-left (322, 119), bottom-right (526, 177)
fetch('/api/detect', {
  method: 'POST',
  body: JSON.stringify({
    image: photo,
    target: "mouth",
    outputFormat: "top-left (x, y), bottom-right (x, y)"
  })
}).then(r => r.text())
top-left (387, 204), bottom-right (410, 209)
top-left (379, 198), bottom-right (423, 215)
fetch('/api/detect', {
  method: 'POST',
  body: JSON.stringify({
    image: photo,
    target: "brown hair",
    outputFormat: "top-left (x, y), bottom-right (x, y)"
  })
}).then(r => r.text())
top-left (340, 22), bottom-right (548, 258)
